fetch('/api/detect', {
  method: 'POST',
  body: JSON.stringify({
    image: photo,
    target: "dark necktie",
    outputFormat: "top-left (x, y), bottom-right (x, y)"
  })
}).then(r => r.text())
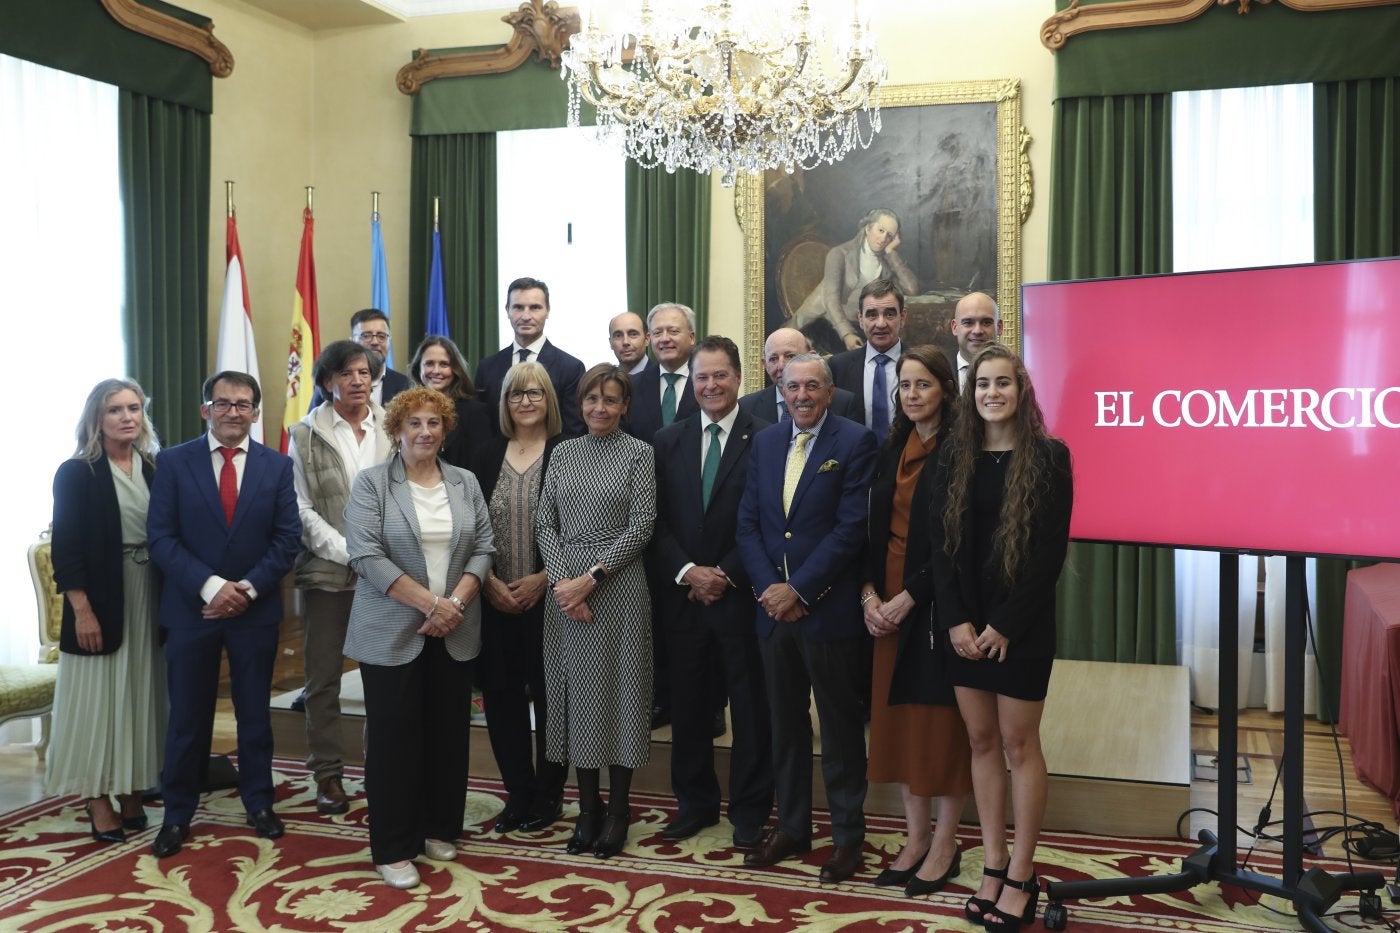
top-left (778, 396), bottom-right (790, 423)
top-left (661, 372), bottom-right (680, 426)
top-left (517, 347), bottom-right (530, 364)
top-left (871, 353), bottom-right (891, 437)
top-left (218, 447), bottom-right (239, 525)
top-left (701, 423), bottom-right (722, 509)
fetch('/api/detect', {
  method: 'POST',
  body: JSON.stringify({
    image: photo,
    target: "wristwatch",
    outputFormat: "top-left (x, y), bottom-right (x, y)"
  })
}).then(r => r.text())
top-left (589, 566), bottom-right (607, 585)
top-left (446, 594), bottom-right (466, 612)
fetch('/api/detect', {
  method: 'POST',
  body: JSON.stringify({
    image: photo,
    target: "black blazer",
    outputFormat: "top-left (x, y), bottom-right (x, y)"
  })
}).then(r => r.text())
top-left (475, 340), bottom-right (586, 438)
top-left (51, 455), bottom-right (156, 655)
top-left (736, 384), bottom-right (863, 425)
top-left (651, 408), bottom-right (769, 633)
top-left (310, 367), bottom-right (411, 408)
top-left (625, 360), bottom-right (700, 445)
top-left (442, 396), bottom-right (494, 470)
top-left (466, 433), bottom-right (563, 577)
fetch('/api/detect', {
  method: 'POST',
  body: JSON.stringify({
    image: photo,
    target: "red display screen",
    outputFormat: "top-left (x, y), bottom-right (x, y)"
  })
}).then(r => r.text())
top-left (1021, 257), bottom-right (1400, 560)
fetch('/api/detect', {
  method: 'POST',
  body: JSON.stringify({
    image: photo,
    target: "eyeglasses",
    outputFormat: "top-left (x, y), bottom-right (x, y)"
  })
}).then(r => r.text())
top-left (507, 388), bottom-right (545, 404)
top-left (355, 331), bottom-right (390, 344)
top-left (209, 400), bottom-right (255, 414)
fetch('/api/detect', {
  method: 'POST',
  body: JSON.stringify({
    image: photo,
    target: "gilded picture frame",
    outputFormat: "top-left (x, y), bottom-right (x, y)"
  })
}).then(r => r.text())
top-left (736, 79), bottom-right (1032, 391)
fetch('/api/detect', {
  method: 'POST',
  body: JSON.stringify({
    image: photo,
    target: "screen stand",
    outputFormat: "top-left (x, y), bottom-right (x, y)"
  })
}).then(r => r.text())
top-left (1043, 554), bottom-right (1382, 932)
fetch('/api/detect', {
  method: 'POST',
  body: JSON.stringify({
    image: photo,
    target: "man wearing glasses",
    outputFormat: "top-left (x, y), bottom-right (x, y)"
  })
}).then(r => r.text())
top-left (312, 309), bottom-right (411, 407)
top-left (146, 371), bottom-right (301, 858)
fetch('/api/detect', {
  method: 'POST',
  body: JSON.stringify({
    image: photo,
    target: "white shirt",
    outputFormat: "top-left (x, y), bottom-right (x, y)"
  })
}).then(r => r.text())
top-left (289, 405), bottom-right (385, 568)
top-left (511, 335), bottom-right (547, 364)
top-left (409, 479), bottom-right (453, 597)
top-left (658, 362), bottom-right (690, 407)
top-left (958, 352), bottom-right (973, 389)
top-left (675, 405), bottom-right (740, 584)
top-left (627, 358), bottom-right (649, 376)
top-left (200, 432), bottom-right (256, 604)
top-left (862, 341), bottom-right (902, 429)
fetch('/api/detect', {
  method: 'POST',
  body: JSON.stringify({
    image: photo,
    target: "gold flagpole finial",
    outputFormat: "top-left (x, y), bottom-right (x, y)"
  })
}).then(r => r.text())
top-left (372, 191), bottom-right (380, 220)
top-left (433, 195), bottom-right (440, 231)
top-left (225, 180), bottom-right (234, 219)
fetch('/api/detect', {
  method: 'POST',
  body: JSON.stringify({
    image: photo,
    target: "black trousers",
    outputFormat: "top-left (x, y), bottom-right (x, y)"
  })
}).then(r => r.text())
top-left (758, 624), bottom-right (868, 847)
top-left (667, 608), bottom-right (774, 834)
top-left (478, 602), bottom-right (566, 811)
top-left (359, 639), bottom-right (472, 865)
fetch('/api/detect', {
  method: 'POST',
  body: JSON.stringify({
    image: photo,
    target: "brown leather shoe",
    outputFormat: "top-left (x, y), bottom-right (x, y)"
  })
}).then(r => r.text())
top-left (316, 775), bottom-right (349, 815)
top-left (743, 828), bottom-right (811, 867)
top-left (819, 844), bottom-right (864, 883)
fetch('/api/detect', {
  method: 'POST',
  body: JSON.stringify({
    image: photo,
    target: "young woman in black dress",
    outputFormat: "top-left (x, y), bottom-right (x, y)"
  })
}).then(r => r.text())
top-left (928, 344), bottom-right (1073, 931)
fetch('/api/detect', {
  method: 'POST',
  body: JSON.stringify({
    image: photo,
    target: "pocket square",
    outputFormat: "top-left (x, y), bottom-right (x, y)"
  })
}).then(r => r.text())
top-left (817, 459), bottom-right (841, 474)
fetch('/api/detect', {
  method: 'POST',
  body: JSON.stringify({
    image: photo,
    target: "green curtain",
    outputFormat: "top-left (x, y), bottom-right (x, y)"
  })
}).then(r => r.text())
top-left (409, 133), bottom-right (498, 373)
top-left (1047, 93), bottom-right (1177, 663)
top-left (1309, 75), bottom-right (1399, 721)
top-left (624, 164), bottom-right (712, 333)
top-left (120, 90), bottom-right (210, 445)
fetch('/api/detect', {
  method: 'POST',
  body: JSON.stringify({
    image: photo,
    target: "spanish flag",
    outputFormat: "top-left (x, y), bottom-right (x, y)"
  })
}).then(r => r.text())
top-left (280, 206), bottom-right (320, 452)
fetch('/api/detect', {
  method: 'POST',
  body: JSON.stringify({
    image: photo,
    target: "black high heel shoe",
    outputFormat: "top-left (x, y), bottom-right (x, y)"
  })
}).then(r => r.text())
top-left (592, 814), bottom-right (630, 859)
top-left (566, 811), bottom-right (603, 855)
top-left (118, 793), bottom-right (148, 831)
top-left (872, 846), bottom-right (930, 887)
top-left (982, 873), bottom-right (1039, 931)
top-left (84, 799), bottom-right (126, 844)
top-left (965, 861), bottom-right (1008, 922)
top-left (904, 846), bottom-right (961, 897)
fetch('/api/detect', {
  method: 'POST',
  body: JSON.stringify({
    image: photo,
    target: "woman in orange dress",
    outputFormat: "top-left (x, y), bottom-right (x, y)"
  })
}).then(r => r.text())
top-left (861, 345), bottom-right (971, 897)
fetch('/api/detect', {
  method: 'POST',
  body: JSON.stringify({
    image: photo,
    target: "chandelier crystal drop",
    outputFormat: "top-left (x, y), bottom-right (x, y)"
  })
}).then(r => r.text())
top-left (560, 0), bottom-right (886, 186)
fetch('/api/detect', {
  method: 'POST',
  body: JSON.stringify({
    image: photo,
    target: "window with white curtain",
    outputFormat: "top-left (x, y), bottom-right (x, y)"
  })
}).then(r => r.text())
top-left (495, 127), bottom-right (628, 369)
top-left (0, 54), bottom-right (124, 689)
top-left (1171, 83), bottom-right (1317, 714)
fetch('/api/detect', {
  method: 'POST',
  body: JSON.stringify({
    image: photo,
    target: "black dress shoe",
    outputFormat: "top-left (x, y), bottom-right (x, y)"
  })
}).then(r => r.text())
top-left (289, 689), bottom-right (307, 712)
top-left (566, 812), bottom-right (603, 854)
top-left (152, 823), bottom-right (189, 858)
top-left (520, 797), bottom-right (563, 832)
top-left (732, 825), bottom-right (765, 850)
top-left (592, 815), bottom-right (630, 859)
top-left (494, 806), bottom-right (529, 834)
top-left (662, 812), bottom-right (720, 841)
top-left (246, 809), bottom-right (285, 839)
top-left (905, 847), bottom-right (961, 897)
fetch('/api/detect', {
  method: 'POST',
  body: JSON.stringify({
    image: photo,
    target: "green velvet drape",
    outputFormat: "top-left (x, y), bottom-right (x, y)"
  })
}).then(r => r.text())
top-left (119, 90), bottom-right (210, 445)
top-left (408, 133), bottom-right (498, 372)
top-left (624, 164), bottom-right (712, 333)
top-left (1047, 92), bottom-right (1177, 663)
top-left (1310, 75), bottom-right (1399, 722)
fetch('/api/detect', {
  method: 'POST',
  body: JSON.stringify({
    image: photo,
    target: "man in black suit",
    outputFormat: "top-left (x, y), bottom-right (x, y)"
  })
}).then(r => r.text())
top-left (737, 327), bottom-right (862, 424)
top-left (651, 336), bottom-right (774, 849)
top-left (626, 302), bottom-right (700, 444)
top-left (474, 277), bottom-right (586, 436)
top-left (609, 311), bottom-right (651, 376)
top-left (827, 278), bottom-right (907, 443)
top-left (310, 309), bottom-right (411, 408)
top-left (950, 290), bottom-right (1002, 389)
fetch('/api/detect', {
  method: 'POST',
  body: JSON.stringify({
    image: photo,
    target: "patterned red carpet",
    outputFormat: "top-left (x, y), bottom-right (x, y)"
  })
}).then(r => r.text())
top-left (0, 759), bottom-right (1382, 931)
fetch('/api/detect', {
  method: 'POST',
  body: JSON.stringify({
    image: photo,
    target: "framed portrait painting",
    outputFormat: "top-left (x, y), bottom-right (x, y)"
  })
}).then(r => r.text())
top-left (736, 79), bottom-right (1032, 388)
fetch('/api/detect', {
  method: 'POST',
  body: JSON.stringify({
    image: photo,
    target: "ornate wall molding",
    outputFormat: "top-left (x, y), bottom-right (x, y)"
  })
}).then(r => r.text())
top-left (397, 0), bottom-right (580, 95)
top-left (100, 0), bottom-right (234, 76)
top-left (1042, 0), bottom-right (1400, 50)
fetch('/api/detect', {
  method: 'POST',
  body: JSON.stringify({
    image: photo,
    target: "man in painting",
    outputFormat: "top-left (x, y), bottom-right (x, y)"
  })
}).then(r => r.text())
top-left (787, 208), bottom-right (919, 352)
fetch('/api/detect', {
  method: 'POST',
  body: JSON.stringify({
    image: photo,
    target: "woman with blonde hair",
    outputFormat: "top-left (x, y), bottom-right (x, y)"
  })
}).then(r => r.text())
top-left (49, 378), bottom-right (166, 841)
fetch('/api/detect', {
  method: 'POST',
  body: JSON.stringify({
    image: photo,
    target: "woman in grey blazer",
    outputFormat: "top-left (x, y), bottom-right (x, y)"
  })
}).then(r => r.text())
top-left (345, 386), bottom-right (494, 890)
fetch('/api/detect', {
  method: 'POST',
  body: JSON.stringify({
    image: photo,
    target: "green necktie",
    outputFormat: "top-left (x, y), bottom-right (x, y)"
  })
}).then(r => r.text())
top-left (661, 372), bottom-right (680, 425)
top-left (701, 422), bottom-right (722, 509)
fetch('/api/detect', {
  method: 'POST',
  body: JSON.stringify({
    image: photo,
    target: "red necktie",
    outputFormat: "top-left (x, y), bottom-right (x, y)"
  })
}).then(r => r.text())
top-left (219, 447), bottom-right (239, 525)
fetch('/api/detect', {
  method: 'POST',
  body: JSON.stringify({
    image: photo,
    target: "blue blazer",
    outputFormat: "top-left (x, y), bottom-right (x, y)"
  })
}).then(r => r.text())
top-left (475, 339), bottom-right (586, 438)
top-left (147, 436), bottom-right (302, 630)
top-left (736, 413), bottom-right (877, 642)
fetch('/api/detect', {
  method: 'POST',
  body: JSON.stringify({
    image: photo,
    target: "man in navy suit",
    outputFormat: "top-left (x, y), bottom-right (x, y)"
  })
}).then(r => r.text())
top-left (737, 354), bottom-right (876, 883)
top-left (147, 371), bottom-right (302, 858)
top-left (626, 302), bottom-right (700, 445)
top-left (652, 336), bottom-right (774, 849)
top-left (827, 277), bottom-right (907, 443)
top-left (949, 290), bottom-right (1002, 389)
top-left (475, 277), bottom-right (586, 437)
top-left (733, 348), bottom-right (873, 879)
top-left (310, 308), bottom-right (411, 408)
top-left (737, 327), bottom-right (862, 424)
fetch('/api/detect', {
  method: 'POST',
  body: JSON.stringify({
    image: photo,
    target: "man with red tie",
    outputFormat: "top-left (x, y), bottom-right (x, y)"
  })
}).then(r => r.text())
top-left (147, 371), bottom-right (301, 858)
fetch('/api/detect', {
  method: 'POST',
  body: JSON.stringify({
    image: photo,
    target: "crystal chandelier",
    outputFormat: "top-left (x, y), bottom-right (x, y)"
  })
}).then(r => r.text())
top-left (560, 0), bottom-right (886, 186)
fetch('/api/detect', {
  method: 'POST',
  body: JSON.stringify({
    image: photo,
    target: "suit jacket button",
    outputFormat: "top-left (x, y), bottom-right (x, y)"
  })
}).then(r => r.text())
top-left (784, 531), bottom-right (792, 539)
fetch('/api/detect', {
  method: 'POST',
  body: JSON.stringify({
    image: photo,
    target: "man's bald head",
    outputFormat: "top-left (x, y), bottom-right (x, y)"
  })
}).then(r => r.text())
top-left (763, 327), bottom-right (812, 386)
top-left (951, 291), bottom-right (1002, 362)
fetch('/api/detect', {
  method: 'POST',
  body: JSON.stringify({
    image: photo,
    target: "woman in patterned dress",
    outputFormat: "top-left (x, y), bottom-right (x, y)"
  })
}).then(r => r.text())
top-left (536, 363), bottom-right (657, 860)
top-left (49, 378), bottom-right (167, 842)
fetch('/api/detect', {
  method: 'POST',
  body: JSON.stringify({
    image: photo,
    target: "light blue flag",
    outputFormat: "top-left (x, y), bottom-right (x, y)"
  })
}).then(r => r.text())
top-left (426, 229), bottom-right (449, 338)
top-left (371, 215), bottom-right (393, 367)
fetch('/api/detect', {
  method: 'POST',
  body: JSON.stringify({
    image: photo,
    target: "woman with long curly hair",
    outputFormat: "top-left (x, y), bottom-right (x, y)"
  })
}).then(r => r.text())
top-left (927, 344), bottom-right (1072, 931)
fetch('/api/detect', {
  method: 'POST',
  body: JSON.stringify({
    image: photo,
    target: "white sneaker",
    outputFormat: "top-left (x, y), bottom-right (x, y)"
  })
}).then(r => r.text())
top-left (423, 838), bottom-right (457, 861)
top-left (376, 861), bottom-right (421, 888)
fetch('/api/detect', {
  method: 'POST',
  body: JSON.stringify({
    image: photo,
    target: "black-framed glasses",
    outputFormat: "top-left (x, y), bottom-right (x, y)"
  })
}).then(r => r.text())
top-left (507, 388), bottom-right (545, 404)
top-left (209, 400), bottom-right (255, 414)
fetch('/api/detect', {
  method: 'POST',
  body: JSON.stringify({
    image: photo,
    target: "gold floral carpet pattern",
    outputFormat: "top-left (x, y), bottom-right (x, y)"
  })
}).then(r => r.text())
top-left (0, 759), bottom-right (1383, 932)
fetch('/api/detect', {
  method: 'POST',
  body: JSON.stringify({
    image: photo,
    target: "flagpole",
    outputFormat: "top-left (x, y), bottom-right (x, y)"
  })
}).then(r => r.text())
top-left (372, 190), bottom-right (380, 221)
top-left (433, 195), bottom-right (440, 232)
top-left (225, 180), bottom-right (234, 219)
top-left (306, 185), bottom-right (314, 213)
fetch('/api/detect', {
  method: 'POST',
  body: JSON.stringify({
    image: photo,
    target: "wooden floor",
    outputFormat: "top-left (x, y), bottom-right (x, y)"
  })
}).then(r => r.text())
top-left (3, 617), bottom-right (1394, 862)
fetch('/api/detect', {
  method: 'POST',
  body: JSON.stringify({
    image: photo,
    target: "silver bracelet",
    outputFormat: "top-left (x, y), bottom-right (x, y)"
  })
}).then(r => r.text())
top-left (860, 592), bottom-right (877, 605)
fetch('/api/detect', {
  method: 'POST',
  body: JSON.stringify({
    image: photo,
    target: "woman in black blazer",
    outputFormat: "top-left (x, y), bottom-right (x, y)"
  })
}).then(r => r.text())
top-left (48, 378), bottom-right (165, 843)
top-left (466, 362), bottom-right (568, 835)
top-left (408, 336), bottom-right (492, 468)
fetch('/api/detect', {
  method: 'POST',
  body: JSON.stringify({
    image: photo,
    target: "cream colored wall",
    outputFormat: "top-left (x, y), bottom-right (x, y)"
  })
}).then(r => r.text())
top-left (186, 1), bottom-right (1055, 430)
